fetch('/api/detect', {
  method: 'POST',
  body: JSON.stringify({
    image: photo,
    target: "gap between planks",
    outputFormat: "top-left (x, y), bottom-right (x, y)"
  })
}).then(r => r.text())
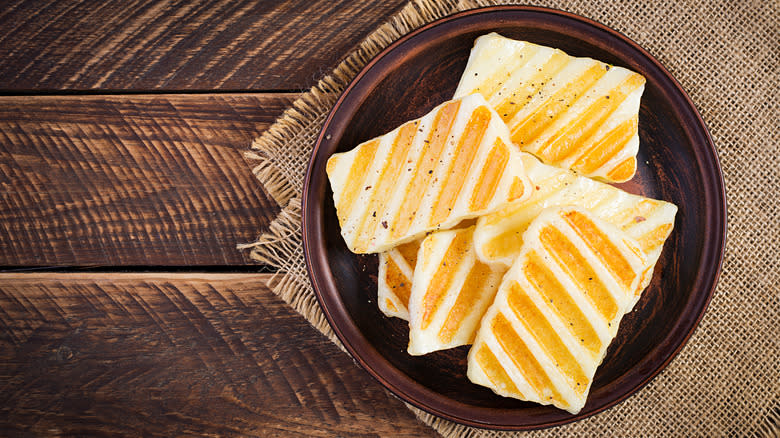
top-left (0, 270), bottom-right (437, 436)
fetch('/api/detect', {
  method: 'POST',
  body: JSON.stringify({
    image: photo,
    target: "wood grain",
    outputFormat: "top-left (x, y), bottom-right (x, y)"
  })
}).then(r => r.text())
top-left (0, 273), bottom-right (436, 437)
top-left (0, 0), bottom-right (408, 91)
top-left (0, 94), bottom-right (294, 266)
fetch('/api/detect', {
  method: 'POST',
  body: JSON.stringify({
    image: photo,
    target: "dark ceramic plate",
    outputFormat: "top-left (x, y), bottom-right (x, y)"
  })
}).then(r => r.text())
top-left (302, 6), bottom-right (725, 430)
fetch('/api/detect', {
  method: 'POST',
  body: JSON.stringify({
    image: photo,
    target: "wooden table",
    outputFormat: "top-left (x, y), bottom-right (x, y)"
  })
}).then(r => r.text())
top-left (0, 1), bottom-right (438, 435)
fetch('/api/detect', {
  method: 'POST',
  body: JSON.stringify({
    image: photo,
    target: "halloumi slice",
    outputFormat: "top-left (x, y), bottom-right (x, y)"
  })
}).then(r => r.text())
top-left (467, 206), bottom-right (647, 414)
top-left (454, 32), bottom-right (645, 183)
top-left (377, 240), bottom-right (420, 320)
top-left (474, 153), bottom-right (676, 304)
top-left (407, 226), bottom-right (506, 355)
top-left (326, 94), bottom-right (532, 254)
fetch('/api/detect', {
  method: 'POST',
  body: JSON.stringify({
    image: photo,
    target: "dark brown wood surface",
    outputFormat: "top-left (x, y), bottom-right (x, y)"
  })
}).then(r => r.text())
top-left (0, 274), bottom-right (435, 436)
top-left (0, 0), bottom-right (407, 91)
top-left (0, 94), bottom-right (292, 266)
top-left (0, 0), bottom-right (437, 436)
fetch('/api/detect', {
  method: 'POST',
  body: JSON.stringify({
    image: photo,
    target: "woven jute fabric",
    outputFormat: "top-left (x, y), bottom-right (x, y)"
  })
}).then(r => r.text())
top-left (240, 0), bottom-right (779, 435)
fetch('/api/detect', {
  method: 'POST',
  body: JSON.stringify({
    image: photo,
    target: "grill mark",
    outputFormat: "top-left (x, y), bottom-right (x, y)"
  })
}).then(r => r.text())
top-left (539, 225), bottom-right (619, 321)
top-left (492, 312), bottom-right (563, 403)
top-left (572, 116), bottom-right (637, 174)
top-left (395, 240), bottom-right (421, 270)
top-left (391, 101), bottom-right (461, 239)
top-left (562, 210), bottom-right (638, 290)
top-left (474, 344), bottom-right (525, 398)
top-left (636, 265), bottom-right (654, 296)
top-left (419, 234), bottom-right (437, 272)
top-left (523, 252), bottom-right (602, 356)
top-left (512, 63), bottom-right (606, 151)
top-left (508, 176), bottom-right (526, 201)
top-left (481, 230), bottom-right (523, 261)
top-left (493, 50), bottom-right (569, 122)
top-left (420, 229), bottom-right (473, 330)
top-left (437, 261), bottom-right (496, 344)
top-left (466, 43), bottom-right (537, 98)
top-left (623, 237), bottom-right (646, 262)
top-left (327, 138), bottom-right (380, 227)
top-left (385, 298), bottom-right (398, 313)
top-left (506, 281), bottom-right (588, 393)
top-left (352, 122), bottom-right (418, 252)
top-left (636, 223), bottom-right (674, 253)
top-left (607, 156), bottom-right (637, 182)
top-left (469, 139), bottom-right (510, 211)
top-left (612, 199), bottom-right (661, 230)
top-left (386, 256), bottom-right (412, 308)
top-left (534, 73), bottom-right (644, 164)
top-left (429, 106), bottom-right (492, 227)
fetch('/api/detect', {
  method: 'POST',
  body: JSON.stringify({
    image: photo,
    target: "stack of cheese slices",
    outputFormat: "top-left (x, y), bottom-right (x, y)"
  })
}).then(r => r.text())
top-left (326, 33), bottom-right (677, 415)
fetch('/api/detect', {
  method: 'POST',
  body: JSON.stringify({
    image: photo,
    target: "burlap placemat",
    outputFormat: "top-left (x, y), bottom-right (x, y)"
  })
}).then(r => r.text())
top-left (239, 0), bottom-right (779, 435)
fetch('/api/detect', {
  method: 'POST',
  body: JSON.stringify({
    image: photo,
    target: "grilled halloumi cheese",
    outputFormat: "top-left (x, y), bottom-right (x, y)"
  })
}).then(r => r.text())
top-left (474, 153), bottom-right (676, 304)
top-left (454, 33), bottom-right (645, 183)
top-left (326, 94), bottom-right (532, 254)
top-left (407, 227), bottom-right (506, 355)
top-left (377, 240), bottom-right (420, 320)
top-left (467, 206), bottom-right (647, 414)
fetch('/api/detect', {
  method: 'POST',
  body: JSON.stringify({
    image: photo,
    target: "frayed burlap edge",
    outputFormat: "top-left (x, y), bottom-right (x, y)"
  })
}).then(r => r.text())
top-left (237, 198), bottom-right (343, 349)
top-left (244, 0), bottom-right (461, 209)
top-left (238, 0), bottom-right (463, 361)
top-left (757, 402), bottom-right (780, 438)
top-left (239, 0), bottom-right (780, 436)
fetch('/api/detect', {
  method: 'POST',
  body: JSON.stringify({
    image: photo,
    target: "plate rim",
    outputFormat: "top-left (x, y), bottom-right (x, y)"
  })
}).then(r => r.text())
top-left (302, 5), bottom-right (726, 430)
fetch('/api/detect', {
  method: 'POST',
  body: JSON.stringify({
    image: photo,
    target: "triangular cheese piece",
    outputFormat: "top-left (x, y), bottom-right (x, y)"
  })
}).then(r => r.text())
top-left (406, 226), bottom-right (506, 355)
top-left (377, 240), bottom-right (419, 320)
top-left (467, 206), bottom-right (647, 414)
top-left (326, 93), bottom-right (532, 254)
top-left (474, 153), bottom-right (676, 305)
top-left (454, 32), bottom-right (645, 183)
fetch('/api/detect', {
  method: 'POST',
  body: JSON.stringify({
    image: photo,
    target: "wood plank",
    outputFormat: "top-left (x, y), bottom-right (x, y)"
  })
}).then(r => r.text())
top-left (0, 273), bottom-right (436, 437)
top-left (0, 0), bottom-right (408, 91)
top-left (0, 94), bottom-right (294, 266)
